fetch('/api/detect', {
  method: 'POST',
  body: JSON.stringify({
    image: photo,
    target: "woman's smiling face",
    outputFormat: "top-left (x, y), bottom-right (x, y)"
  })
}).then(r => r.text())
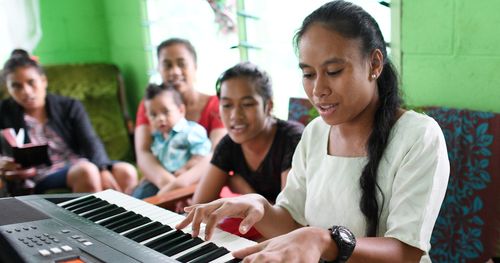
top-left (219, 77), bottom-right (271, 144)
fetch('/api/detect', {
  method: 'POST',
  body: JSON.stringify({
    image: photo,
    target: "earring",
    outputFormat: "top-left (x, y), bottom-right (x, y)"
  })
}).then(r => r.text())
top-left (371, 74), bottom-right (377, 80)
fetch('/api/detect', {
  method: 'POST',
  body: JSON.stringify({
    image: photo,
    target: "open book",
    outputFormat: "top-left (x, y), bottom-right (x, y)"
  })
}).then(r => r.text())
top-left (0, 128), bottom-right (52, 168)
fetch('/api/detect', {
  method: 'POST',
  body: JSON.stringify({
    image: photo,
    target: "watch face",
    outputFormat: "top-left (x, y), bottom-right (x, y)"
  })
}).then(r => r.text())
top-left (339, 228), bottom-right (356, 245)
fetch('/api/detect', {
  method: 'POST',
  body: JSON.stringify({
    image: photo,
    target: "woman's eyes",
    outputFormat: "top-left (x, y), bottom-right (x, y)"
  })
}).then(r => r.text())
top-left (302, 69), bottom-right (343, 79)
top-left (242, 103), bottom-right (256, 107)
top-left (327, 69), bottom-right (343, 76)
top-left (302, 72), bottom-right (314, 79)
top-left (221, 103), bottom-right (256, 109)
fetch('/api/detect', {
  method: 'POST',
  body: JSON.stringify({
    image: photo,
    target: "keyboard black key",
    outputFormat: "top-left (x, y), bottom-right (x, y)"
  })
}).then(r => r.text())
top-left (98, 211), bottom-right (136, 227)
top-left (176, 243), bottom-right (218, 263)
top-left (87, 207), bottom-right (126, 222)
top-left (72, 200), bottom-right (109, 214)
top-left (224, 258), bottom-right (242, 263)
top-left (163, 237), bottom-right (203, 256)
top-left (190, 247), bottom-right (230, 263)
top-left (104, 213), bottom-right (142, 229)
top-left (112, 217), bottom-right (151, 233)
top-left (124, 221), bottom-right (162, 239)
top-left (132, 225), bottom-right (172, 243)
top-left (156, 234), bottom-right (192, 254)
top-left (81, 204), bottom-right (117, 218)
top-left (60, 195), bottom-right (97, 208)
top-left (64, 197), bottom-right (102, 211)
top-left (144, 230), bottom-right (184, 249)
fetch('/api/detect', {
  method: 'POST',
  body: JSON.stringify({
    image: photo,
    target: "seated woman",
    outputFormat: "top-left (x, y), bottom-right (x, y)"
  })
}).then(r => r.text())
top-left (133, 38), bottom-right (226, 199)
top-left (192, 62), bottom-right (304, 239)
top-left (0, 49), bottom-right (138, 194)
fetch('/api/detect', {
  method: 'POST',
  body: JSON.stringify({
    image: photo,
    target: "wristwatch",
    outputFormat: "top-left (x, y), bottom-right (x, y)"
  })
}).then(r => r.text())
top-left (327, 225), bottom-right (356, 263)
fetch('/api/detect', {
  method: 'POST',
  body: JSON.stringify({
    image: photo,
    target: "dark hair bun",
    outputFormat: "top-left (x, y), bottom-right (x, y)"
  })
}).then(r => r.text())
top-left (10, 49), bottom-right (30, 59)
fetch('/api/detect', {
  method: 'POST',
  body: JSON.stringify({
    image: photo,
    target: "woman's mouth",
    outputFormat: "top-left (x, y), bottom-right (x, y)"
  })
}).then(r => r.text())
top-left (230, 124), bottom-right (247, 134)
top-left (316, 103), bottom-right (339, 115)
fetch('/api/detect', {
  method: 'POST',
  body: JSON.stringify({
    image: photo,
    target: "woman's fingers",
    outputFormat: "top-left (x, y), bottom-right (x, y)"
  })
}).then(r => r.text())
top-left (176, 206), bottom-right (197, 229)
top-left (4, 167), bottom-right (36, 179)
top-left (0, 157), bottom-right (19, 171)
top-left (232, 241), bottom-right (267, 259)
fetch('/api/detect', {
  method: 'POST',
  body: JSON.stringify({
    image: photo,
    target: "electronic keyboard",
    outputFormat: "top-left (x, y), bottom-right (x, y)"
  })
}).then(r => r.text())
top-left (0, 190), bottom-right (256, 263)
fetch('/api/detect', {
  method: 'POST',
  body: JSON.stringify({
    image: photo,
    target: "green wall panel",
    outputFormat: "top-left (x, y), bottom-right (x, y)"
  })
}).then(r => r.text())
top-left (33, 0), bottom-right (149, 118)
top-left (402, 0), bottom-right (454, 55)
top-left (401, 0), bottom-right (500, 113)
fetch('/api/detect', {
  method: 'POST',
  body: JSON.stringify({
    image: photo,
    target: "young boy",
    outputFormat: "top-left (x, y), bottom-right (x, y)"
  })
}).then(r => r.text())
top-left (142, 83), bottom-right (211, 196)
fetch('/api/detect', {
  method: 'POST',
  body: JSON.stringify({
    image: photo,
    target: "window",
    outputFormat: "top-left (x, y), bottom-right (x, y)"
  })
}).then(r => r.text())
top-left (145, 0), bottom-right (391, 119)
top-left (0, 0), bottom-right (42, 66)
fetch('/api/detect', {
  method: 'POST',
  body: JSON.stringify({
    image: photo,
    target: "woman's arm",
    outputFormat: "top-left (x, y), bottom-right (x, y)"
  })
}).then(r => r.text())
top-left (233, 227), bottom-right (423, 263)
top-left (191, 164), bottom-right (228, 204)
top-left (134, 124), bottom-right (175, 188)
top-left (173, 154), bottom-right (204, 176)
top-left (208, 127), bottom-right (226, 150)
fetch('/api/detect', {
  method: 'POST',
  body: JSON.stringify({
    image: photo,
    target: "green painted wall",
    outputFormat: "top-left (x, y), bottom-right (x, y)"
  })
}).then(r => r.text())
top-left (34, 0), bottom-right (149, 118)
top-left (401, 0), bottom-right (500, 113)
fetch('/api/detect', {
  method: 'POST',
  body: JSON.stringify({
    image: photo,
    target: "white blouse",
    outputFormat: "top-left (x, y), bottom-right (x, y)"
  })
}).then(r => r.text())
top-left (276, 110), bottom-right (450, 262)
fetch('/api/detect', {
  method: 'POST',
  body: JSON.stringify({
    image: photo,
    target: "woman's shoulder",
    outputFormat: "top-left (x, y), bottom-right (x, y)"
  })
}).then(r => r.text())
top-left (276, 118), bottom-right (305, 135)
top-left (390, 110), bottom-right (445, 146)
top-left (394, 110), bottom-right (442, 134)
top-left (202, 94), bottom-right (219, 108)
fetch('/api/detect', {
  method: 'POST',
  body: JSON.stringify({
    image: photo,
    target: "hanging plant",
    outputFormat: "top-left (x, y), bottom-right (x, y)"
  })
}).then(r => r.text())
top-left (207, 0), bottom-right (236, 34)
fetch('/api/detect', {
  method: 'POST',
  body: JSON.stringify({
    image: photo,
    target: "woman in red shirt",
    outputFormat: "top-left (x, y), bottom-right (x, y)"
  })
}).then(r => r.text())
top-left (133, 38), bottom-right (226, 199)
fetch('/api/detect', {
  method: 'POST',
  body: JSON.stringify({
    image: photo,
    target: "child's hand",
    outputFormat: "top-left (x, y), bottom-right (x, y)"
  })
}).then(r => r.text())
top-left (174, 168), bottom-right (187, 177)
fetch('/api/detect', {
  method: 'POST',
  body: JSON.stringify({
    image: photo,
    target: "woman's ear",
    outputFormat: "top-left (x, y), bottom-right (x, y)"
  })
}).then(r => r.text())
top-left (41, 74), bottom-right (48, 89)
top-left (265, 99), bottom-right (274, 116)
top-left (369, 49), bottom-right (384, 80)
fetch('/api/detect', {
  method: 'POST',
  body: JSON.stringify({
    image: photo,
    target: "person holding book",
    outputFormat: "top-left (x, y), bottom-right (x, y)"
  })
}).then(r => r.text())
top-left (0, 49), bottom-right (138, 194)
top-left (140, 83), bottom-right (211, 197)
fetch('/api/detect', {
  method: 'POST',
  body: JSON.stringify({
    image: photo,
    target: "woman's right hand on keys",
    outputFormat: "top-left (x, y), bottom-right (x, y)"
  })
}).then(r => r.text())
top-left (176, 194), bottom-right (268, 240)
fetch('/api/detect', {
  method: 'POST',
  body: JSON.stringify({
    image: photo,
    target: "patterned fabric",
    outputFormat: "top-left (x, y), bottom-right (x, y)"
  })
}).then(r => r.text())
top-left (287, 97), bottom-right (318, 126)
top-left (425, 107), bottom-right (500, 263)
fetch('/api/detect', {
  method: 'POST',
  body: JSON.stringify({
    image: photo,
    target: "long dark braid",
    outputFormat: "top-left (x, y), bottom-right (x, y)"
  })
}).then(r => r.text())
top-left (294, 0), bottom-right (402, 236)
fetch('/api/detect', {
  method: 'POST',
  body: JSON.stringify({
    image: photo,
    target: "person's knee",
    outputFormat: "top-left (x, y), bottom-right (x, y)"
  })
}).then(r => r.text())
top-left (112, 162), bottom-right (138, 181)
top-left (112, 162), bottom-right (138, 193)
top-left (67, 161), bottom-right (101, 192)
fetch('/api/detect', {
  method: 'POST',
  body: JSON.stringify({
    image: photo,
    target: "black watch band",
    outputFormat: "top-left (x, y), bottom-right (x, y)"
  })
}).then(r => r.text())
top-left (325, 225), bottom-right (356, 263)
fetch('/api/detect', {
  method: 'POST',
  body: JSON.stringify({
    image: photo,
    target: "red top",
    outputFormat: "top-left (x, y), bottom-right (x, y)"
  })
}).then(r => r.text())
top-left (135, 95), bottom-right (224, 135)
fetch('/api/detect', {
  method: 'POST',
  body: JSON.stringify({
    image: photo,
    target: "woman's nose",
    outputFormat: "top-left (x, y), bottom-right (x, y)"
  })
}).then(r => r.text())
top-left (20, 84), bottom-right (34, 95)
top-left (168, 65), bottom-right (182, 75)
top-left (230, 106), bottom-right (243, 120)
top-left (313, 74), bottom-right (332, 98)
